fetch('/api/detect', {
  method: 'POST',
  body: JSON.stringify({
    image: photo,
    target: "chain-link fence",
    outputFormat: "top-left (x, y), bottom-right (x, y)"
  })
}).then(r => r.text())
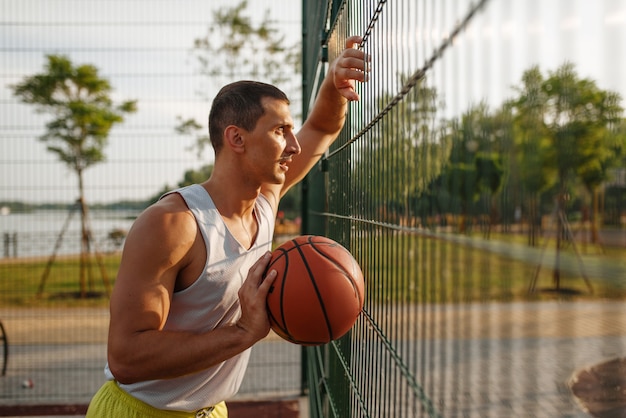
top-left (302, 1), bottom-right (626, 417)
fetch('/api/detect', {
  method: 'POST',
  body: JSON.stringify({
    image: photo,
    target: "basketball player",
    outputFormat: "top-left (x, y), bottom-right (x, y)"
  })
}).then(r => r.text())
top-left (86, 35), bottom-right (368, 417)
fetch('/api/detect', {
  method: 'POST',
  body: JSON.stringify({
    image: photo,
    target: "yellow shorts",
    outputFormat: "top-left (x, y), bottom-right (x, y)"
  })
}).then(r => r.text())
top-left (86, 380), bottom-right (228, 418)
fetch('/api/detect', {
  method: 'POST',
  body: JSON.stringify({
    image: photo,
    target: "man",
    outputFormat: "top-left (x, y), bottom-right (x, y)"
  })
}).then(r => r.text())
top-left (86, 35), bottom-right (368, 417)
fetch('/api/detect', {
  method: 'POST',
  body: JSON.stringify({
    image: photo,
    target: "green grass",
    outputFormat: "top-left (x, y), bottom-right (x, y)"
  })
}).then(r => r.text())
top-left (0, 253), bottom-right (121, 307)
top-left (1, 233), bottom-right (624, 308)
top-left (354, 232), bottom-right (626, 304)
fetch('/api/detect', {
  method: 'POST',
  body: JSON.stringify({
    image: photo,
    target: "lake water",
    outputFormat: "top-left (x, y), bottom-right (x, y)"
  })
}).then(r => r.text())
top-left (0, 209), bottom-right (138, 258)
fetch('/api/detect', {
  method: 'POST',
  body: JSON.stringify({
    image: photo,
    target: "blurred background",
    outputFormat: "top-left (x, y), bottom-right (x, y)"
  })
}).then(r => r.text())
top-left (1, 0), bottom-right (626, 417)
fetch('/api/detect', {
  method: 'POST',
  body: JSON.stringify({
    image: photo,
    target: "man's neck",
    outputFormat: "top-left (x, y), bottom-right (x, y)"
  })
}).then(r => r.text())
top-left (201, 175), bottom-right (259, 220)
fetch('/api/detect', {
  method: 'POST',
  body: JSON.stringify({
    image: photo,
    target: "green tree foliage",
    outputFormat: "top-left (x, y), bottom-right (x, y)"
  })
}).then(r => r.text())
top-left (176, 0), bottom-right (300, 155)
top-left (192, 0), bottom-right (299, 86)
top-left (508, 63), bottom-right (624, 291)
top-left (507, 67), bottom-right (554, 242)
top-left (441, 103), bottom-right (506, 233)
top-left (11, 55), bottom-right (137, 175)
top-left (354, 80), bottom-right (449, 226)
top-left (355, 61), bottom-right (623, 246)
top-left (509, 63), bottom-right (624, 251)
top-left (11, 54), bottom-right (137, 297)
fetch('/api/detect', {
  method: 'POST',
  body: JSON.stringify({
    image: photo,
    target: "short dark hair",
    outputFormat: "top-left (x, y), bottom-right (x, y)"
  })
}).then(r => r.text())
top-left (208, 81), bottom-right (289, 154)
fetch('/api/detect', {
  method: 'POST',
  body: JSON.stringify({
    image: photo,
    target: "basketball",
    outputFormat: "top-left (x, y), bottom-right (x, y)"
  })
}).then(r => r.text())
top-left (265, 235), bottom-right (365, 345)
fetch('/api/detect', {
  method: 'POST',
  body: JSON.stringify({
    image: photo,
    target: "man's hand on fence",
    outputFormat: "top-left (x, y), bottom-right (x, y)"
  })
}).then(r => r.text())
top-left (332, 35), bottom-right (370, 102)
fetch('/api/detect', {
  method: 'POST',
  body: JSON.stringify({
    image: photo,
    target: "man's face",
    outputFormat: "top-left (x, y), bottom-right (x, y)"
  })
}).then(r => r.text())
top-left (243, 98), bottom-right (301, 186)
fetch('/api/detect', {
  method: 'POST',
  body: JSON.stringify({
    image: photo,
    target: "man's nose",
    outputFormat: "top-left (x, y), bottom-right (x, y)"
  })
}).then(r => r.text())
top-left (287, 133), bottom-right (301, 155)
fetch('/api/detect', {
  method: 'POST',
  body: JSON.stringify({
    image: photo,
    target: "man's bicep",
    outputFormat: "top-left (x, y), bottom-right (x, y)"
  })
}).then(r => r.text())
top-left (108, 212), bottom-right (184, 337)
top-left (109, 237), bottom-right (175, 337)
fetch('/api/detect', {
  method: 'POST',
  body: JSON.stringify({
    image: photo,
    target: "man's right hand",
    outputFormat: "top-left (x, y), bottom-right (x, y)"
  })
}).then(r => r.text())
top-left (236, 251), bottom-right (277, 343)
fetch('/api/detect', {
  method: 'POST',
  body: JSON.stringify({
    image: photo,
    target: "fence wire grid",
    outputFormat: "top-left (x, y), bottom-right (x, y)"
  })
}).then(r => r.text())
top-left (302, 0), bottom-right (626, 417)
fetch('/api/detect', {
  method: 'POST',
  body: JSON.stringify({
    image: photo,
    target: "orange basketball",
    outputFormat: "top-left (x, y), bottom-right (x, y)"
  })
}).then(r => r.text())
top-left (265, 235), bottom-right (365, 345)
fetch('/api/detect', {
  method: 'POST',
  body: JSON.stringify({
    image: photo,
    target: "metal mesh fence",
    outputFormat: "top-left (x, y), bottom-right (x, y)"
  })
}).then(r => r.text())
top-left (2, 0), bottom-right (626, 415)
top-left (0, 0), bottom-right (302, 407)
top-left (302, 1), bottom-right (626, 417)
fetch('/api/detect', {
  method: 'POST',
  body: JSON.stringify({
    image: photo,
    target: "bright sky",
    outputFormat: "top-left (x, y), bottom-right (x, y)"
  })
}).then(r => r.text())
top-left (1, 0), bottom-right (624, 204)
top-left (448, 0), bottom-right (626, 118)
top-left (0, 0), bottom-right (302, 204)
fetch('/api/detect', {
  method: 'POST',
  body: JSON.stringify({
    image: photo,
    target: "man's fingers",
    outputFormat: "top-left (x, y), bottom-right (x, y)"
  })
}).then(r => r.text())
top-left (337, 64), bottom-right (368, 83)
top-left (344, 35), bottom-right (363, 49)
top-left (335, 39), bottom-right (370, 87)
top-left (341, 55), bottom-right (368, 72)
top-left (259, 269), bottom-right (277, 295)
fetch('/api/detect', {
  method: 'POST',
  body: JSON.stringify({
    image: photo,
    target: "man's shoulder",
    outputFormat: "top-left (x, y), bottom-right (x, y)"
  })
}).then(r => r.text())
top-left (122, 194), bottom-right (198, 266)
top-left (151, 191), bottom-right (189, 212)
top-left (135, 193), bottom-right (194, 231)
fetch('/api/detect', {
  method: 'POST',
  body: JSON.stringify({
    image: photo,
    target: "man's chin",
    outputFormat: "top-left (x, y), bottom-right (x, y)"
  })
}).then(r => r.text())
top-left (270, 173), bottom-right (286, 185)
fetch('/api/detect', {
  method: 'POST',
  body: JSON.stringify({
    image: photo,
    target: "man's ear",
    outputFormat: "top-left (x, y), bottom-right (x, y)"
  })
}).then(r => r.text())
top-left (224, 125), bottom-right (245, 153)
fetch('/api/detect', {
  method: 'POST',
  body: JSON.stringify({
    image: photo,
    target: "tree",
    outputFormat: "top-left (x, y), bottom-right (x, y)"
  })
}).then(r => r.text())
top-left (11, 54), bottom-right (137, 298)
top-left (507, 67), bottom-right (556, 245)
top-left (353, 80), bottom-right (447, 227)
top-left (176, 0), bottom-right (300, 155)
top-left (441, 103), bottom-right (505, 234)
top-left (576, 113), bottom-right (626, 246)
top-left (509, 63), bottom-right (623, 291)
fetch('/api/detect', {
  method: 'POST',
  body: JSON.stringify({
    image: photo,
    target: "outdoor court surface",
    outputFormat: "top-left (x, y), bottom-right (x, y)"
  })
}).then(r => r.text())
top-left (1, 301), bottom-right (625, 417)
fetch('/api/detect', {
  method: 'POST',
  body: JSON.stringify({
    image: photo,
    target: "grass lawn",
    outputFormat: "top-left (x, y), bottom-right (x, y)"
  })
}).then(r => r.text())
top-left (354, 231), bottom-right (626, 304)
top-left (0, 232), bottom-right (624, 308)
top-left (0, 253), bottom-right (121, 307)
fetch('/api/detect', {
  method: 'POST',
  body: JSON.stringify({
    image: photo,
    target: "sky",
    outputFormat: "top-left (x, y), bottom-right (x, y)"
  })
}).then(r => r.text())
top-left (0, 0), bottom-right (302, 204)
top-left (1, 0), bottom-right (625, 204)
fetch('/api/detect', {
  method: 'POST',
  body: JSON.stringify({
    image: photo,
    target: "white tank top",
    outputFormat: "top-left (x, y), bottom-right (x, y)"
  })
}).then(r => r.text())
top-left (104, 184), bottom-right (275, 412)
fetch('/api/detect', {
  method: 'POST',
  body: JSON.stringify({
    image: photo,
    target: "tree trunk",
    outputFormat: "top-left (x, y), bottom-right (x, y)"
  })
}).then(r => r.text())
top-left (591, 187), bottom-right (600, 244)
top-left (77, 169), bottom-right (91, 299)
top-left (527, 194), bottom-right (538, 247)
top-left (552, 180), bottom-right (567, 291)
